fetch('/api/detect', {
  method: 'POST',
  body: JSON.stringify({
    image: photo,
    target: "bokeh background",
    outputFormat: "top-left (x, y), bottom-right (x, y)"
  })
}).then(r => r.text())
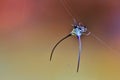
top-left (0, 0), bottom-right (120, 80)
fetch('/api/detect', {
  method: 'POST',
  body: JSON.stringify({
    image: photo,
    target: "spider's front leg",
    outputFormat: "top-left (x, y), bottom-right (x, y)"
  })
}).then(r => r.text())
top-left (84, 31), bottom-right (91, 36)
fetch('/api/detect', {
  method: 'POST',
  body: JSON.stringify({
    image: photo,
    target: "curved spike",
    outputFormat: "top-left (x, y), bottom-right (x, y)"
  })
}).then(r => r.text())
top-left (50, 34), bottom-right (72, 61)
top-left (77, 36), bottom-right (82, 72)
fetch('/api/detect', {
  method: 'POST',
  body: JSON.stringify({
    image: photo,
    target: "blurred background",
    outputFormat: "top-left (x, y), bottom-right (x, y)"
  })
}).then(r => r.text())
top-left (0, 0), bottom-right (120, 80)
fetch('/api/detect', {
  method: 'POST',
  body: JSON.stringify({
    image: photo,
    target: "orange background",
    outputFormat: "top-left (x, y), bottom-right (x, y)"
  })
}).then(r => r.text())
top-left (0, 0), bottom-right (120, 80)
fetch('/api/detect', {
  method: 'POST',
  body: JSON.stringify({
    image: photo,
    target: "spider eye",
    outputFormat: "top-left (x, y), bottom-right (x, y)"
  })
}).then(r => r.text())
top-left (79, 27), bottom-right (81, 30)
top-left (84, 26), bottom-right (87, 28)
top-left (74, 25), bottom-right (77, 28)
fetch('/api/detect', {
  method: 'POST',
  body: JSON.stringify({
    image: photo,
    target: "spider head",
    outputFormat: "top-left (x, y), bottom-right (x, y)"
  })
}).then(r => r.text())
top-left (71, 23), bottom-right (88, 36)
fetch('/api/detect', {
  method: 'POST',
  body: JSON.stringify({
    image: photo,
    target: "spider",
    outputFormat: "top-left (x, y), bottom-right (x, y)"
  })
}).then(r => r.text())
top-left (50, 18), bottom-right (90, 72)
top-left (49, 0), bottom-right (117, 72)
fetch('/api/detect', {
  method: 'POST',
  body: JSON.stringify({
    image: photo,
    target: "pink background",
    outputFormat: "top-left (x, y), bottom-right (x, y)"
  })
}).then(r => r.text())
top-left (0, 0), bottom-right (120, 80)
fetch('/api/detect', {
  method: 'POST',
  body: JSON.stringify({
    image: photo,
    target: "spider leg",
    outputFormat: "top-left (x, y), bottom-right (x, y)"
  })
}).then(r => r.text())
top-left (73, 18), bottom-right (78, 25)
top-left (85, 32), bottom-right (91, 36)
top-left (50, 34), bottom-right (72, 61)
top-left (77, 36), bottom-right (82, 72)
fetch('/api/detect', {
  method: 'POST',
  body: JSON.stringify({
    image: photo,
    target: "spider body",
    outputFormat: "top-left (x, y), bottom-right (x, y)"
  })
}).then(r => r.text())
top-left (71, 24), bottom-right (88, 36)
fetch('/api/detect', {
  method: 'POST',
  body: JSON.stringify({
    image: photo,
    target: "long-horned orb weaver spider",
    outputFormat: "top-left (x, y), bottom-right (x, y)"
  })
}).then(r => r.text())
top-left (50, 19), bottom-right (91, 72)
top-left (49, 0), bottom-right (118, 72)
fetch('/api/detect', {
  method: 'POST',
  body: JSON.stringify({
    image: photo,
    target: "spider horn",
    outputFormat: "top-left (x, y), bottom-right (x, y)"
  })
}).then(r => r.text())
top-left (50, 34), bottom-right (72, 61)
top-left (77, 36), bottom-right (82, 72)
